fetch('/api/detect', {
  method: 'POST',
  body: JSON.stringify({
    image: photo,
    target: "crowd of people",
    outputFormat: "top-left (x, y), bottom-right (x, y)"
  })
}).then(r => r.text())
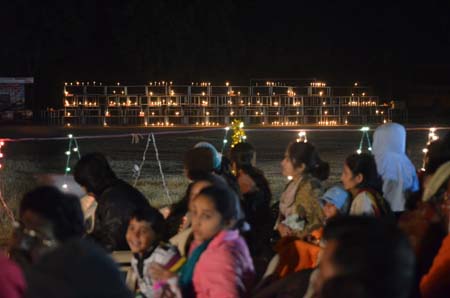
top-left (1, 122), bottom-right (450, 298)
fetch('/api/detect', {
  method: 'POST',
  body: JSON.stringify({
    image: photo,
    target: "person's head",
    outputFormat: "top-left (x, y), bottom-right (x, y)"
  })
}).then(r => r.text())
top-left (183, 147), bottom-right (214, 180)
top-left (341, 153), bottom-right (382, 195)
top-left (320, 186), bottom-right (350, 219)
top-left (372, 122), bottom-right (406, 156)
top-left (281, 142), bottom-right (329, 180)
top-left (189, 180), bottom-right (213, 202)
top-left (26, 238), bottom-right (132, 298)
top-left (193, 142), bottom-right (222, 171)
top-left (10, 186), bottom-right (85, 264)
top-left (74, 153), bottom-right (117, 197)
top-left (316, 216), bottom-right (415, 298)
top-left (230, 142), bottom-right (256, 173)
top-left (190, 185), bottom-right (243, 242)
top-left (187, 173), bottom-right (229, 202)
top-left (126, 207), bottom-right (166, 255)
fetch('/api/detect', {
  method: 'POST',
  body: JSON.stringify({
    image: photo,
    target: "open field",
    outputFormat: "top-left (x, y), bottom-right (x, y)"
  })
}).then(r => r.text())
top-left (1, 124), bottom-right (449, 243)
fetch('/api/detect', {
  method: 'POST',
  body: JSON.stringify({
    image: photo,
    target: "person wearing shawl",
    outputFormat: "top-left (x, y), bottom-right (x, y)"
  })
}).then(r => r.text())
top-left (372, 123), bottom-right (419, 214)
top-left (275, 142), bottom-right (329, 238)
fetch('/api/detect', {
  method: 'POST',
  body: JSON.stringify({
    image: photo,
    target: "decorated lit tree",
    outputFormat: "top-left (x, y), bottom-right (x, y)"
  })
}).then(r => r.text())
top-left (230, 119), bottom-right (246, 148)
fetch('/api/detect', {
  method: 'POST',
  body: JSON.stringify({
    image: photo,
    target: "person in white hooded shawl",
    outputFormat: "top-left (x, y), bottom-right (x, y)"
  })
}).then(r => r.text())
top-left (372, 123), bottom-right (419, 213)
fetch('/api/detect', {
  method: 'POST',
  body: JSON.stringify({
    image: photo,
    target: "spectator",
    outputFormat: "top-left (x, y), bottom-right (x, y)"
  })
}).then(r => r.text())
top-left (74, 153), bottom-right (150, 251)
top-left (168, 173), bottom-right (228, 256)
top-left (276, 142), bottom-right (329, 238)
top-left (314, 216), bottom-right (415, 298)
top-left (150, 186), bottom-right (255, 298)
top-left (25, 238), bottom-right (132, 298)
top-left (126, 206), bottom-right (177, 298)
top-left (372, 123), bottom-right (419, 215)
top-left (9, 186), bottom-right (85, 269)
top-left (230, 142), bottom-right (273, 278)
top-left (194, 141), bottom-right (241, 196)
top-left (341, 153), bottom-right (391, 217)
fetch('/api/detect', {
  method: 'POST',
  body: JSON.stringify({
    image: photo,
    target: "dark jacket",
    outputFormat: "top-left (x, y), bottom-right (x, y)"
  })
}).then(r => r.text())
top-left (25, 238), bottom-right (132, 298)
top-left (91, 179), bottom-right (150, 251)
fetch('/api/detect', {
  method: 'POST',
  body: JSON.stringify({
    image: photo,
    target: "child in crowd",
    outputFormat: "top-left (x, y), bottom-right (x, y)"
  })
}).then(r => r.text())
top-left (166, 146), bottom-right (232, 233)
top-left (276, 141), bottom-right (329, 238)
top-left (320, 185), bottom-right (350, 220)
top-left (307, 185), bottom-right (350, 243)
top-left (150, 186), bottom-right (255, 298)
top-left (341, 153), bottom-right (391, 217)
top-left (126, 207), bottom-right (183, 298)
top-left (169, 174), bottom-right (229, 256)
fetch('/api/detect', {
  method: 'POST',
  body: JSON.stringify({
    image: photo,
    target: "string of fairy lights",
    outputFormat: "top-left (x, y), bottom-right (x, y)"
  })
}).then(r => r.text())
top-left (357, 126), bottom-right (372, 154)
top-left (0, 140), bottom-right (4, 169)
top-left (421, 127), bottom-right (439, 171)
top-left (0, 125), bottom-right (446, 222)
top-left (62, 134), bottom-right (81, 189)
top-left (0, 140), bottom-right (15, 222)
top-left (221, 126), bottom-right (230, 153)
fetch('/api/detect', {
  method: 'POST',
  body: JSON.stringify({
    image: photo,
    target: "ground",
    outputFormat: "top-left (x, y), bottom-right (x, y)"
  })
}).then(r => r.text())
top-left (0, 124), bottom-right (448, 245)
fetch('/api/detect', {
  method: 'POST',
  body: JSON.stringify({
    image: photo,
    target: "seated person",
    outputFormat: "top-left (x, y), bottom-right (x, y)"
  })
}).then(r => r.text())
top-left (260, 185), bottom-right (350, 282)
top-left (126, 207), bottom-right (183, 298)
top-left (9, 186), bottom-right (85, 270)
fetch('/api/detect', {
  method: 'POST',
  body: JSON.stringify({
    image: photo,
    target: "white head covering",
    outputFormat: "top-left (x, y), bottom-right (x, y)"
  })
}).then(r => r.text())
top-left (372, 123), bottom-right (419, 211)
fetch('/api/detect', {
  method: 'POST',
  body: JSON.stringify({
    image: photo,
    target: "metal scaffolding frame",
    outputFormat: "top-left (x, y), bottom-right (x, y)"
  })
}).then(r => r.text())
top-left (56, 81), bottom-right (393, 126)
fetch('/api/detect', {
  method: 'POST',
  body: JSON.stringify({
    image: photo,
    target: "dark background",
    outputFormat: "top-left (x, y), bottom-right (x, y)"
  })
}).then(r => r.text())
top-left (1, 0), bottom-right (450, 115)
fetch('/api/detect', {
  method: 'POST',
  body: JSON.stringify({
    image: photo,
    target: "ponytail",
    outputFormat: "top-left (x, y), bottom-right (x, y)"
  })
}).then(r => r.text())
top-left (287, 142), bottom-right (329, 181)
top-left (312, 160), bottom-right (330, 181)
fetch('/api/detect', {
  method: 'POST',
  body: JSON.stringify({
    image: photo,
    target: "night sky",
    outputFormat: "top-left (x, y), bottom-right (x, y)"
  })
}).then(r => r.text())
top-left (1, 0), bottom-right (450, 109)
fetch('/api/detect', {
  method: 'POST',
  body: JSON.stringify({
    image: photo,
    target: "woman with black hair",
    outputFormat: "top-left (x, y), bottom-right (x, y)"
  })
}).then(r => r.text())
top-left (276, 141), bottom-right (329, 238)
top-left (74, 152), bottom-right (150, 251)
top-left (341, 153), bottom-right (391, 216)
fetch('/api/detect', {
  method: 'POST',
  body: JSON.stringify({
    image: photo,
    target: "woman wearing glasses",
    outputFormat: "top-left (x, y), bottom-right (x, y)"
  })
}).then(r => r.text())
top-left (8, 186), bottom-right (85, 269)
